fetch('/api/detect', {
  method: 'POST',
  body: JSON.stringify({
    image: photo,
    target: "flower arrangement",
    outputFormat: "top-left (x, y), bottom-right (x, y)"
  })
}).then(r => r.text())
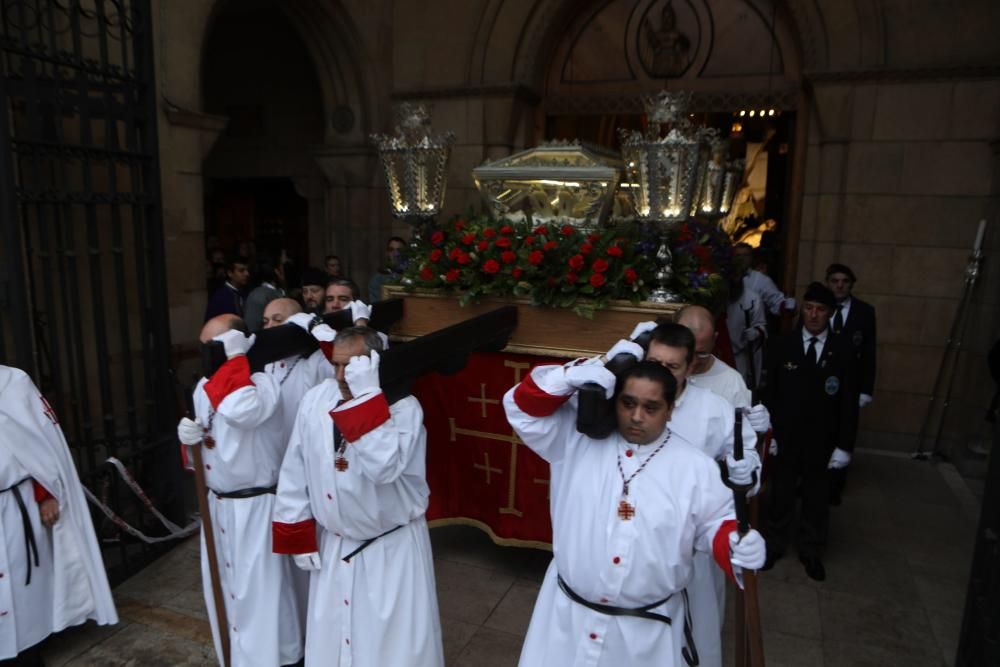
top-left (396, 215), bottom-right (733, 316)
top-left (400, 215), bottom-right (656, 318)
top-left (668, 218), bottom-right (733, 309)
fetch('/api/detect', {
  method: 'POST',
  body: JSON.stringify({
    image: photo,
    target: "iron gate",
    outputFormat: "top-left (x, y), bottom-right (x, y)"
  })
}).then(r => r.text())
top-left (0, 0), bottom-right (183, 582)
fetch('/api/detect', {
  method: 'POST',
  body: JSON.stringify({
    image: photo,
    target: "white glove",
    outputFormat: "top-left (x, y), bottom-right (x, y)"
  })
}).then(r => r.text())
top-left (287, 312), bottom-right (315, 331)
top-left (213, 329), bottom-right (255, 358)
top-left (293, 552), bottom-right (322, 571)
top-left (311, 323), bottom-right (337, 343)
top-left (743, 327), bottom-right (762, 342)
top-left (828, 447), bottom-right (851, 469)
top-left (745, 404), bottom-right (771, 432)
top-left (606, 339), bottom-right (644, 363)
top-left (768, 437), bottom-right (778, 457)
top-left (177, 417), bottom-right (203, 446)
top-left (783, 297), bottom-right (797, 311)
top-left (629, 321), bottom-right (659, 340)
top-left (349, 300), bottom-right (372, 323)
top-left (859, 393), bottom-right (873, 408)
top-left (726, 454), bottom-right (755, 487)
top-left (729, 529), bottom-right (766, 570)
top-left (344, 350), bottom-right (381, 398)
top-left (565, 363), bottom-right (617, 399)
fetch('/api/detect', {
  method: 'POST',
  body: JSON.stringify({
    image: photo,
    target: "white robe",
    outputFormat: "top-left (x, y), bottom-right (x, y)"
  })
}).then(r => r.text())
top-left (670, 383), bottom-right (758, 667)
top-left (273, 381), bottom-right (444, 667)
top-left (192, 357), bottom-right (304, 666)
top-left (688, 356), bottom-right (752, 409)
top-left (744, 269), bottom-right (786, 316)
top-left (0, 366), bottom-right (117, 660)
top-left (727, 286), bottom-right (767, 388)
top-left (504, 364), bottom-right (738, 667)
top-left (265, 349), bottom-right (335, 442)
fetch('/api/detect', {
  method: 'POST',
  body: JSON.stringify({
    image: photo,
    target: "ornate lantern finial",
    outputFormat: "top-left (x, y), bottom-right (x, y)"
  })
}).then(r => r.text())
top-left (371, 103), bottom-right (455, 223)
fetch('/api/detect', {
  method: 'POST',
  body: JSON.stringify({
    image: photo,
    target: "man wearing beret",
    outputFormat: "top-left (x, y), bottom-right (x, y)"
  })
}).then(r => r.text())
top-left (825, 263), bottom-right (877, 505)
top-left (760, 282), bottom-right (856, 581)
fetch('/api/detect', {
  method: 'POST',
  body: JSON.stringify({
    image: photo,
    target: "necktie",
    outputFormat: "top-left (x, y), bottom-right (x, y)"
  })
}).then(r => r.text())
top-left (806, 337), bottom-right (818, 366)
top-left (834, 305), bottom-right (844, 333)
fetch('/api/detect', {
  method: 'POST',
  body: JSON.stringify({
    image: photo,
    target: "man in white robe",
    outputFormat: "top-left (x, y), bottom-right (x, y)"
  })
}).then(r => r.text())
top-left (0, 365), bottom-right (117, 663)
top-left (504, 356), bottom-right (765, 667)
top-left (272, 326), bottom-right (444, 667)
top-left (625, 321), bottom-right (768, 667)
top-left (176, 315), bottom-right (304, 667)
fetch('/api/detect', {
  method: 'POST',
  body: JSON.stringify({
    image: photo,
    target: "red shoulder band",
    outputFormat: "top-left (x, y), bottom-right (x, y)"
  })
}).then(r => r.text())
top-left (204, 356), bottom-right (253, 409)
top-left (331, 393), bottom-right (391, 442)
top-left (513, 369), bottom-right (571, 417)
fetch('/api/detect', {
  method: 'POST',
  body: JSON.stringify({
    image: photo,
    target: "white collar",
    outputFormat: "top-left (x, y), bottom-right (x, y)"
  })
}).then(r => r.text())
top-left (837, 296), bottom-right (852, 309)
top-left (802, 327), bottom-right (828, 344)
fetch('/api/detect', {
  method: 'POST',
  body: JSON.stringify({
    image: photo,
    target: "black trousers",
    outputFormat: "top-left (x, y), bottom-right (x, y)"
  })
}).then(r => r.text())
top-left (765, 448), bottom-right (830, 560)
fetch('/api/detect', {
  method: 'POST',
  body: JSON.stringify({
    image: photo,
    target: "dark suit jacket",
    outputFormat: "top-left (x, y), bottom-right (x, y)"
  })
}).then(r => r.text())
top-left (834, 297), bottom-right (877, 396)
top-left (204, 283), bottom-right (245, 322)
top-left (761, 327), bottom-right (858, 463)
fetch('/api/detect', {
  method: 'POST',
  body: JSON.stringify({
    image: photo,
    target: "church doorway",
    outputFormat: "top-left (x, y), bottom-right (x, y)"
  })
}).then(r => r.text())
top-left (200, 0), bottom-right (326, 272)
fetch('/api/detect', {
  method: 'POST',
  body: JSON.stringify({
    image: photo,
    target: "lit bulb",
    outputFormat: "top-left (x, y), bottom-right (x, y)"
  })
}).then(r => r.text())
top-left (768, 109), bottom-right (775, 116)
top-left (759, 110), bottom-right (765, 117)
top-left (749, 110), bottom-right (756, 117)
top-left (739, 110), bottom-right (746, 117)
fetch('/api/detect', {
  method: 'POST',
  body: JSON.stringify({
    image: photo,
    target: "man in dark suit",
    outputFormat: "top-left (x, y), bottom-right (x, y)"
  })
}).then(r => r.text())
top-left (761, 283), bottom-right (856, 581)
top-left (204, 255), bottom-right (250, 322)
top-left (826, 263), bottom-right (877, 504)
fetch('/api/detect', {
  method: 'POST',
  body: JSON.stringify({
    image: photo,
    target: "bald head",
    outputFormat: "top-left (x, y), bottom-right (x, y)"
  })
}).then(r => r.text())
top-left (200, 314), bottom-right (246, 344)
top-left (675, 306), bottom-right (717, 375)
top-left (263, 297), bottom-right (302, 329)
top-left (676, 305), bottom-right (716, 336)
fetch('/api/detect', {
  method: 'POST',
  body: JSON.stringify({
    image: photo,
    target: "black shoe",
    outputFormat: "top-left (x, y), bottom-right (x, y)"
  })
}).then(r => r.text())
top-left (761, 550), bottom-right (782, 571)
top-left (800, 555), bottom-right (826, 581)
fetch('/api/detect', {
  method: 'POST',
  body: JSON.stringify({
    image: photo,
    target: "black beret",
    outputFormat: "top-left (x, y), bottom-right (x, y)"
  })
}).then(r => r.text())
top-left (803, 282), bottom-right (836, 309)
top-left (300, 267), bottom-right (329, 289)
top-left (825, 263), bottom-right (856, 283)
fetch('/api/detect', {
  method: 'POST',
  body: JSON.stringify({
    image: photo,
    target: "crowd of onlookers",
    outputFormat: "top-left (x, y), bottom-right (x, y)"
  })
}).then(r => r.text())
top-left (203, 237), bottom-right (408, 331)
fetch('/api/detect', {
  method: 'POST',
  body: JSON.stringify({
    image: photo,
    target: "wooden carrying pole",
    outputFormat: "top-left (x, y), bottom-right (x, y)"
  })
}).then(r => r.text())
top-left (731, 410), bottom-right (766, 667)
top-left (192, 443), bottom-right (231, 667)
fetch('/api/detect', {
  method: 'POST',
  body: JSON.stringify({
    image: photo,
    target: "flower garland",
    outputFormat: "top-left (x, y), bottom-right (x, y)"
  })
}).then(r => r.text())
top-left (401, 216), bottom-right (655, 318)
top-left (396, 215), bottom-right (733, 316)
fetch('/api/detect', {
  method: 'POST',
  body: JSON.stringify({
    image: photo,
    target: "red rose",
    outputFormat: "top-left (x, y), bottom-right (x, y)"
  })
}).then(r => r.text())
top-left (543, 240), bottom-right (558, 251)
top-left (495, 237), bottom-right (512, 249)
top-left (429, 249), bottom-right (443, 262)
top-left (477, 240), bottom-right (490, 252)
top-left (524, 235), bottom-right (536, 246)
top-left (561, 225), bottom-right (575, 236)
top-left (580, 243), bottom-right (592, 255)
top-left (547, 277), bottom-right (557, 287)
top-left (624, 268), bottom-right (638, 284)
top-left (483, 259), bottom-right (500, 274)
top-left (420, 267), bottom-right (435, 281)
top-left (445, 268), bottom-right (460, 283)
top-left (449, 247), bottom-right (462, 260)
top-left (454, 219), bottom-right (466, 231)
top-left (589, 273), bottom-right (606, 288)
top-left (461, 233), bottom-right (476, 246)
top-left (606, 245), bottom-right (623, 258)
top-left (501, 251), bottom-right (516, 264)
top-left (457, 251), bottom-right (471, 265)
top-left (431, 231), bottom-right (445, 246)
top-left (566, 272), bottom-right (578, 284)
top-left (483, 228), bottom-right (497, 239)
top-left (568, 254), bottom-right (585, 270)
top-left (528, 250), bottom-right (544, 265)
top-left (591, 258), bottom-right (609, 273)
top-left (499, 225), bottom-right (514, 235)
top-left (588, 233), bottom-right (601, 243)
top-left (533, 225), bottom-right (548, 235)
top-left (512, 267), bottom-right (523, 279)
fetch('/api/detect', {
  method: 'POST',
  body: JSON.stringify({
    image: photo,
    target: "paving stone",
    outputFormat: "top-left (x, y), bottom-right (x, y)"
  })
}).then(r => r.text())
top-left (453, 626), bottom-right (523, 667)
top-left (435, 558), bottom-right (516, 626)
top-left (483, 582), bottom-right (540, 637)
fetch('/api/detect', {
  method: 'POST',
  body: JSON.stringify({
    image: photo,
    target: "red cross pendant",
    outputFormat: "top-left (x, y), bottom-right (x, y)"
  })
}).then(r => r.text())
top-left (203, 435), bottom-right (216, 449)
top-left (617, 499), bottom-right (635, 521)
top-left (335, 457), bottom-right (349, 472)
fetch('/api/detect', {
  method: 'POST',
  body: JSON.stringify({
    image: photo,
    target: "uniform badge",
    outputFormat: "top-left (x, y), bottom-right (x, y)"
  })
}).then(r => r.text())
top-left (853, 330), bottom-right (864, 346)
top-left (824, 376), bottom-right (840, 396)
top-left (783, 361), bottom-right (798, 371)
